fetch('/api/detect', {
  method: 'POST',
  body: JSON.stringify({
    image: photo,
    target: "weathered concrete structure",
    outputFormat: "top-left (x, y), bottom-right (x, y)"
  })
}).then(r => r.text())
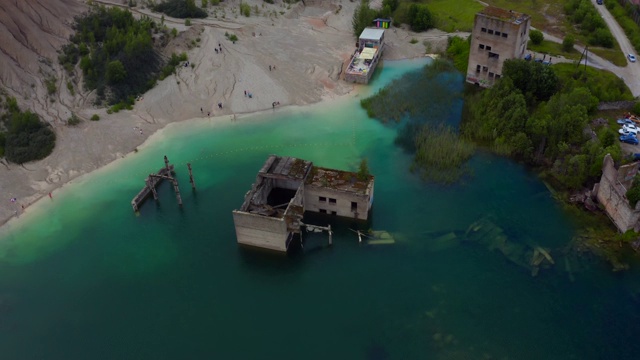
top-left (594, 154), bottom-right (640, 232)
top-left (232, 155), bottom-right (375, 252)
top-left (466, 6), bottom-right (531, 87)
top-left (345, 28), bottom-right (385, 84)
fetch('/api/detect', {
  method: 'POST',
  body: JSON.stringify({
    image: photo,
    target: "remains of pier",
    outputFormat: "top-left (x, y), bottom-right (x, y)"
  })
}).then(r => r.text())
top-left (131, 156), bottom-right (187, 212)
top-left (232, 155), bottom-right (375, 252)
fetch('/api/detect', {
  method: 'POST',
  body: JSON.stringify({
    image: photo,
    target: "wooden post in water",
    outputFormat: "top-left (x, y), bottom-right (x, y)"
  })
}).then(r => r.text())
top-left (164, 155), bottom-right (170, 172)
top-left (173, 179), bottom-right (183, 206)
top-left (187, 163), bottom-right (196, 190)
top-left (148, 177), bottom-right (158, 200)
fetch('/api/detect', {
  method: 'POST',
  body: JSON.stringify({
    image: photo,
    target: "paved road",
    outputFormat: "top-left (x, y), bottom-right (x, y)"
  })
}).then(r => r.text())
top-left (534, 1), bottom-right (640, 97)
top-left (589, 0), bottom-right (639, 96)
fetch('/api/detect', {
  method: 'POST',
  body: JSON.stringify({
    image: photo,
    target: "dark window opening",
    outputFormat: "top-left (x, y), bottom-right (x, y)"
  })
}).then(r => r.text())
top-left (481, 27), bottom-right (487, 32)
top-left (485, 46), bottom-right (492, 51)
top-left (351, 202), bottom-right (358, 212)
top-left (331, 211), bottom-right (337, 215)
top-left (502, 33), bottom-right (508, 38)
top-left (488, 52), bottom-right (499, 59)
top-left (319, 209), bottom-right (327, 214)
top-left (488, 29), bottom-right (494, 34)
top-left (476, 64), bottom-right (481, 72)
top-left (482, 66), bottom-right (488, 72)
top-left (495, 74), bottom-right (501, 79)
top-left (329, 198), bottom-right (337, 204)
top-left (319, 196), bottom-right (326, 202)
top-left (495, 31), bottom-right (501, 36)
top-left (488, 72), bottom-right (494, 78)
top-left (479, 44), bottom-right (485, 50)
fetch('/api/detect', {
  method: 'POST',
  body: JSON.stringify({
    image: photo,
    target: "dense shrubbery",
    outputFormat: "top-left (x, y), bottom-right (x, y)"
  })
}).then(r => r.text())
top-left (445, 36), bottom-right (470, 74)
top-left (565, 0), bottom-right (614, 47)
top-left (154, 0), bottom-right (207, 19)
top-left (462, 59), bottom-right (631, 189)
top-left (553, 63), bottom-right (633, 102)
top-left (160, 52), bottom-right (188, 80)
top-left (352, 0), bottom-right (432, 36)
top-left (59, 6), bottom-right (162, 105)
top-left (502, 59), bottom-right (559, 106)
top-left (0, 97), bottom-right (56, 164)
top-left (529, 30), bottom-right (544, 45)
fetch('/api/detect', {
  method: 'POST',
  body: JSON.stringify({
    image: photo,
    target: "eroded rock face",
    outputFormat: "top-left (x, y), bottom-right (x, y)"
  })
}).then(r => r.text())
top-left (0, 0), bottom-right (86, 94)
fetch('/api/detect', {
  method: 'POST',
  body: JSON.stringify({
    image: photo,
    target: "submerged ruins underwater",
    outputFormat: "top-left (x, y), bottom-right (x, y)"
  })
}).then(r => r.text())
top-left (0, 59), bottom-right (639, 359)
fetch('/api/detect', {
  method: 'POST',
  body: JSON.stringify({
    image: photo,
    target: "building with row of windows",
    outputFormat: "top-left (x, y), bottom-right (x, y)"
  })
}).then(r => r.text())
top-left (466, 6), bottom-right (531, 87)
top-left (232, 155), bottom-right (374, 252)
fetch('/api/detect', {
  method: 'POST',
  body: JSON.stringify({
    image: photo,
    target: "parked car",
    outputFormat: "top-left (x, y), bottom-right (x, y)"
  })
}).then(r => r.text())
top-left (597, 0), bottom-right (603, 5)
top-left (628, 53), bottom-right (637, 63)
top-left (620, 134), bottom-right (639, 145)
top-left (524, 53), bottom-right (532, 61)
top-left (622, 124), bottom-right (640, 134)
top-left (617, 118), bottom-right (635, 125)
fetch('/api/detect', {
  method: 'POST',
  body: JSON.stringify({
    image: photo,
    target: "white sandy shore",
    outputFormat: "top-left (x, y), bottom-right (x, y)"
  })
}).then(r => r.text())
top-left (0, 0), bottom-right (464, 228)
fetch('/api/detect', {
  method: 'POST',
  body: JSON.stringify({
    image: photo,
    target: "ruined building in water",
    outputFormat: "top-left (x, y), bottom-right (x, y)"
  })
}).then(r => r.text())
top-left (466, 6), bottom-right (531, 87)
top-left (232, 155), bottom-right (375, 252)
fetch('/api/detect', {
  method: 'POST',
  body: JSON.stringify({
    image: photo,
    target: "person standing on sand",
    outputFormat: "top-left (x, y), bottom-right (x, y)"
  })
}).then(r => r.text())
top-left (49, 192), bottom-right (52, 199)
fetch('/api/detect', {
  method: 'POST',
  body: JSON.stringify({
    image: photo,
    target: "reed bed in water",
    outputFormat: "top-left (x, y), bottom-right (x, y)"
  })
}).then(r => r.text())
top-left (411, 124), bottom-right (475, 184)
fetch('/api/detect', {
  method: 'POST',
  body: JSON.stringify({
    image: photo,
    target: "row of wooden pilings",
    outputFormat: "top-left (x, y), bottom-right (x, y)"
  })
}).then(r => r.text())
top-left (131, 156), bottom-right (196, 212)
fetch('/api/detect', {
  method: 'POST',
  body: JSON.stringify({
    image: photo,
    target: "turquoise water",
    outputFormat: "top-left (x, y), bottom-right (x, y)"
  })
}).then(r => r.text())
top-left (1, 58), bottom-right (640, 359)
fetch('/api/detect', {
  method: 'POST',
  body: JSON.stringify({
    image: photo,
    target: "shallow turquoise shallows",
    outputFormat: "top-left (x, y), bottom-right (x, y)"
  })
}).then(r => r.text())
top-left (1, 58), bottom-right (639, 360)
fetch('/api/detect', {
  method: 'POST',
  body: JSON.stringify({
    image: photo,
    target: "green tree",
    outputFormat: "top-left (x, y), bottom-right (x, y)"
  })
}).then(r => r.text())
top-left (446, 36), bottom-right (470, 73)
top-left (201, 0), bottom-right (208, 7)
top-left (1, 99), bottom-right (56, 164)
top-left (502, 59), bottom-right (559, 104)
top-left (352, 0), bottom-right (376, 37)
top-left (529, 29), bottom-right (544, 45)
top-left (106, 60), bottom-right (127, 84)
top-left (240, 2), bottom-right (251, 17)
top-left (562, 35), bottom-right (575, 52)
top-left (408, 4), bottom-right (434, 32)
top-left (382, 0), bottom-right (398, 12)
top-left (627, 178), bottom-right (640, 207)
top-left (357, 159), bottom-right (370, 181)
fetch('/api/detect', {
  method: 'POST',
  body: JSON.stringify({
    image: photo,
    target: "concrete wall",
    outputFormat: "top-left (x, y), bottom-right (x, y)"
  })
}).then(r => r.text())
top-left (596, 154), bottom-right (640, 232)
top-left (232, 211), bottom-right (290, 252)
top-left (597, 101), bottom-right (636, 111)
top-left (304, 185), bottom-right (371, 220)
top-left (466, 14), bottom-right (529, 87)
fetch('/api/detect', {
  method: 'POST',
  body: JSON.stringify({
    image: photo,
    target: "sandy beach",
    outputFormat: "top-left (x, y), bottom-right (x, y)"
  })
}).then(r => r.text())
top-left (0, 0), bottom-right (462, 227)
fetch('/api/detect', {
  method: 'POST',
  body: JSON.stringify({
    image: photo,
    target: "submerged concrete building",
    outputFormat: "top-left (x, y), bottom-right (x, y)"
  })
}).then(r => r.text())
top-left (466, 6), bottom-right (531, 87)
top-left (232, 155), bottom-right (375, 252)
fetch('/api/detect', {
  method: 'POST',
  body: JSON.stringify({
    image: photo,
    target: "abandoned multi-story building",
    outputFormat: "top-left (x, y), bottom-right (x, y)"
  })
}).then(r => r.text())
top-left (466, 6), bottom-right (531, 87)
top-left (345, 28), bottom-right (385, 84)
top-left (232, 155), bottom-right (375, 252)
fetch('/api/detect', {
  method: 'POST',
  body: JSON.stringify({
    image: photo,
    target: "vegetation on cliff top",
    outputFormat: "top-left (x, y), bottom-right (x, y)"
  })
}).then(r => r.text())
top-left (0, 96), bottom-right (56, 164)
top-left (59, 6), bottom-right (187, 109)
top-left (153, 0), bottom-right (208, 19)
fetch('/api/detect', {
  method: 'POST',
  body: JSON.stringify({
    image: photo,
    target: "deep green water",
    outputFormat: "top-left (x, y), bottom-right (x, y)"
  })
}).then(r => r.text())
top-left (1, 59), bottom-right (640, 359)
